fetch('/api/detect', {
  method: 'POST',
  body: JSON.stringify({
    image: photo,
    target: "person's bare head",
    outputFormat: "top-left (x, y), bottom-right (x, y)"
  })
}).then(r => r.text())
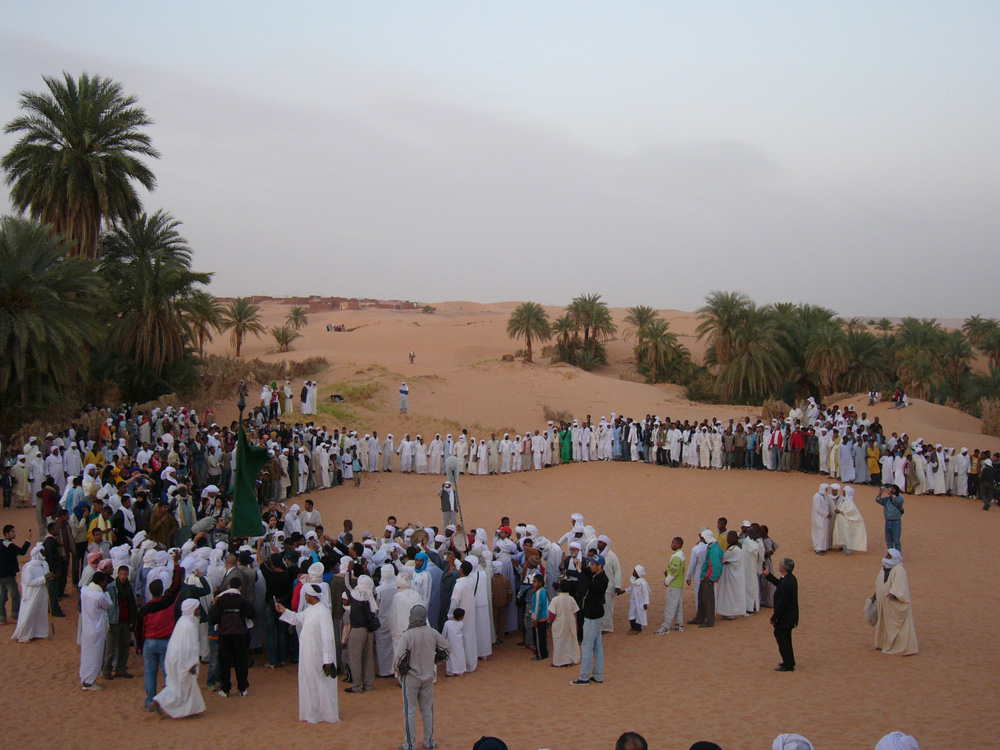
top-left (225, 554), bottom-right (237, 569)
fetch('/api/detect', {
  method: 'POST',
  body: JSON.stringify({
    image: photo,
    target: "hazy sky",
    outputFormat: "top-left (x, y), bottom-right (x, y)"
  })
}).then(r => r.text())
top-left (2, 3), bottom-right (998, 316)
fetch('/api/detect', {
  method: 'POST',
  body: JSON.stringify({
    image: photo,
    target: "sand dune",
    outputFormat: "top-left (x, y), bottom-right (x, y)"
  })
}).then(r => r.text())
top-left (1, 302), bottom-right (996, 749)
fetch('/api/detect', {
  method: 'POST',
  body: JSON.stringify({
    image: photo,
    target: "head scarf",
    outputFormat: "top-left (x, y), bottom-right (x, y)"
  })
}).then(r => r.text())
top-left (407, 604), bottom-right (427, 629)
top-left (883, 548), bottom-right (903, 570)
top-left (351, 574), bottom-right (378, 612)
top-left (396, 567), bottom-right (413, 590)
top-left (379, 563), bottom-right (396, 587)
top-left (181, 598), bottom-right (201, 619)
top-left (772, 735), bottom-right (816, 750)
top-left (874, 732), bottom-right (919, 750)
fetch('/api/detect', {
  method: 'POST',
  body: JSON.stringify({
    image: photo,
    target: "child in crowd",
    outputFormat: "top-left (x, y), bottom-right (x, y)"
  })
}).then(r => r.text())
top-left (443, 608), bottom-right (466, 676)
top-left (625, 565), bottom-right (649, 634)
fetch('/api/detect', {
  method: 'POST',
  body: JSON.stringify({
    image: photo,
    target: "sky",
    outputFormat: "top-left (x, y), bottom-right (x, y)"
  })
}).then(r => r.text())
top-left (2, 2), bottom-right (999, 317)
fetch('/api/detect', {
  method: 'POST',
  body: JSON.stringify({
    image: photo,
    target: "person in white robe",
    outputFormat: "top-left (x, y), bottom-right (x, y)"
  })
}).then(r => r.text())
top-left (283, 381), bottom-right (295, 414)
top-left (382, 434), bottom-right (395, 472)
top-left (740, 523), bottom-right (762, 614)
top-left (11, 543), bottom-right (49, 643)
top-left (839, 438), bottom-right (856, 483)
top-left (954, 448), bottom-right (971, 496)
top-left (397, 435), bottom-right (413, 473)
top-left (811, 483), bottom-right (831, 554)
top-left (933, 445), bottom-right (947, 495)
top-left (428, 435), bottom-right (444, 474)
top-left (388, 568), bottom-right (424, 652)
top-left (825, 484), bottom-right (841, 550)
top-left (442, 612), bottom-right (466, 676)
top-left (277, 584), bottom-right (339, 723)
top-left (871, 549), bottom-right (918, 656)
top-left (467, 554), bottom-right (492, 659)
top-left (477, 440), bottom-right (488, 475)
top-left (468, 439), bottom-right (479, 475)
top-left (374, 564), bottom-right (398, 677)
top-left (596, 536), bottom-right (621, 632)
top-left (698, 428), bottom-right (712, 468)
top-left (499, 434), bottom-right (513, 474)
top-left (624, 565), bottom-right (650, 631)
top-left (151, 599), bottom-right (206, 718)
top-left (79, 572), bottom-right (113, 688)
top-left (716, 533), bottom-right (747, 618)
top-left (817, 428), bottom-right (831, 474)
top-left (711, 429), bottom-right (724, 469)
top-left (832, 486), bottom-right (868, 554)
top-left (447, 561), bottom-right (478, 673)
top-left (580, 423), bottom-right (591, 462)
top-left (511, 436), bottom-right (522, 472)
top-left (398, 381), bottom-right (410, 414)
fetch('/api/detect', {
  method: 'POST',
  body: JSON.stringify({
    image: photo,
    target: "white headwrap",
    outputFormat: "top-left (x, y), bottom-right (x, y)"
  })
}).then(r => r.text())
top-left (772, 735), bottom-right (816, 750)
top-left (874, 733), bottom-right (919, 750)
top-left (883, 548), bottom-right (903, 570)
top-left (351, 574), bottom-right (378, 613)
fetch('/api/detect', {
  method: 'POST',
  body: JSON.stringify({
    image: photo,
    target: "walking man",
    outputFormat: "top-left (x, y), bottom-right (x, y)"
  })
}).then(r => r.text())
top-left (763, 558), bottom-right (798, 672)
top-left (689, 529), bottom-right (723, 628)
top-left (393, 604), bottom-right (450, 750)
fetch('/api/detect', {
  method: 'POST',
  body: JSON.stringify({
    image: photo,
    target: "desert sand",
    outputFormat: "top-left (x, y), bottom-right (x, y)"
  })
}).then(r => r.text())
top-left (2, 302), bottom-right (997, 750)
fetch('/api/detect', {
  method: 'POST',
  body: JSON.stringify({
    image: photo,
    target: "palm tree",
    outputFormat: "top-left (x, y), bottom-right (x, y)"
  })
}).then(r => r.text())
top-left (2, 72), bottom-right (158, 259)
top-left (980, 328), bottom-right (1000, 369)
top-left (696, 290), bottom-right (751, 367)
top-left (842, 317), bottom-right (867, 335)
top-left (506, 301), bottom-right (551, 363)
top-left (635, 319), bottom-right (687, 384)
top-left (871, 318), bottom-right (896, 337)
top-left (0, 217), bottom-right (102, 416)
top-left (940, 330), bottom-right (973, 402)
top-left (100, 211), bottom-right (211, 371)
top-left (184, 290), bottom-right (224, 355)
top-left (221, 297), bottom-right (265, 357)
top-left (567, 293), bottom-right (616, 347)
top-left (805, 324), bottom-right (850, 395)
top-left (552, 314), bottom-right (576, 350)
top-left (961, 314), bottom-right (998, 348)
top-left (716, 304), bottom-right (788, 402)
top-left (840, 331), bottom-right (889, 394)
top-left (286, 306), bottom-right (309, 330)
top-left (624, 305), bottom-right (659, 342)
top-left (271, 324), bottom-right (301, 353)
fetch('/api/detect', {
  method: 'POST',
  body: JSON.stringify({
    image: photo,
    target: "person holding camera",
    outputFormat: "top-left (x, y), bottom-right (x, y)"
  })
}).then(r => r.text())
top-left (876, 484), bottom-right (904, 551)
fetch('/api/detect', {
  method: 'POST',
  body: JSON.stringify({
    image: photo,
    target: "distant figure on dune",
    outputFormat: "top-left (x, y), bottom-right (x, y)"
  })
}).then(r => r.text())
top-left (399, 382), bottom-right (409, 414)
top-left (408, 349), bottom-right (415, 364)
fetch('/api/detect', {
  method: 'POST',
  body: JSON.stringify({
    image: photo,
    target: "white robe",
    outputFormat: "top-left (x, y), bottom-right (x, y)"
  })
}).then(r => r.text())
top-left (374, 582), bottom-right (398, 677)
top-left (833, 496), bottom-right (868, 552)
top-left (414, 443), bottom-right (429, 474)
top-left (280, 604), bottom-right (339, 723)
top-left (398, 440), bottom-right (413, 473)
top-left (601, 549), bottom-right (621, 632)
top-left (811, 492), bottom-right (831, 553)
top-left (448, 575), bottom-right (478, 673)
top-left (742, 537), bottom-right (762, 613)
top-left (154, 613), bottom-right (206, 718)
top-left (428, 439), bottom-right (444, 474)
top-left (79, 585), bottom-right (112, 684)
top-left (716, 544), bottom-right (747, 618)
top-left (499, 440), bottom-right (513, 473)
top-left (443, 619), bottom-right (465, 675)
top-left (473, 569), bottom-right (492, 658)
top-left (388, 588), bottom-right (424, 652)
top-left (11, 559), bottom-right (49, 642)
top-left (625, 578), bottom-right (649, 626)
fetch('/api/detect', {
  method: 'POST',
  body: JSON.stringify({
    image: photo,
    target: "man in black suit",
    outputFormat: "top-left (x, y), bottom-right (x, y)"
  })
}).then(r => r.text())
top-left (764, 558), bottom-right (798, 672)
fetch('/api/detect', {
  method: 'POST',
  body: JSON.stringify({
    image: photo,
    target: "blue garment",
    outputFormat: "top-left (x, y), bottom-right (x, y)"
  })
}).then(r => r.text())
top-left (579, 617), bottom-right (604, 681)
top-left (142, 637), bottom-right (169, 706)
top-left (65, 487), bottom-right (85, 516)
top-left (529, 587), bottom-right (548, 620)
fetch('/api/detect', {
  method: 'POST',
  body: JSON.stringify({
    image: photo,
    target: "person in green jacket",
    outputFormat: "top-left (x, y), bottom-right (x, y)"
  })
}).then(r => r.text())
top-left (655, 537), bottom-right (686, 634)
top-left (689, 529), bottom-right (723, 628)
top-left (560, 425), bottom-right (572, 464)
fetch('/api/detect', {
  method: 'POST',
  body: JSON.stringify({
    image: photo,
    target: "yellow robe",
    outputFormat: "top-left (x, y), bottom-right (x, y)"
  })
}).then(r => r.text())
top-left (874, 565), bottom-right (918, 656)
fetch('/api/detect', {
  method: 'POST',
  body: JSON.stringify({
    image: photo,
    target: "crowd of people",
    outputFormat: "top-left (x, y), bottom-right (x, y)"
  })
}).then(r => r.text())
top-left (0, 386), bottom-right (950, 747)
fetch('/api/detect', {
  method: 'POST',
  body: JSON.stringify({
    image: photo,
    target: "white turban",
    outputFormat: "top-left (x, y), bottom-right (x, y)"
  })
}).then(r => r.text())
top-left (875, 733), bottom-right (919, 750)
top-left (772, 735), bottom-right (816, 750)
top-left (181, 598), bottom-right (201, 618)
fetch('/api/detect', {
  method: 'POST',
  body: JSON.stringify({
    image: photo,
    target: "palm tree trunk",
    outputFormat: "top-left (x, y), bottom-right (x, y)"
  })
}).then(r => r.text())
top-left (526, 333), bottom-right (533, 363)
top-left (236, 333), bottom-right (243, 357)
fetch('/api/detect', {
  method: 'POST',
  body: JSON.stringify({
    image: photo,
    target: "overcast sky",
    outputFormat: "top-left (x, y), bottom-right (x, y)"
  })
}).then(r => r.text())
top-left (2, 3), bottom-right (998, 317)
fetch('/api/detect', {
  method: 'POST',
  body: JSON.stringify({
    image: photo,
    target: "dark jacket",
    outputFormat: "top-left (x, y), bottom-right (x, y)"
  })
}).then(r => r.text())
top-left (0, 539), bottom-right (31, 578)
top-left (209, 589), bottom-right (255, 635)
top-left (107, 578), bottom-right (139, 627)
top-left (439, 487), bottom-right (459, 513)
top-left (765, 571), bottom-right (798, 630)
top-left (582, 570), bottom-right (608, 620)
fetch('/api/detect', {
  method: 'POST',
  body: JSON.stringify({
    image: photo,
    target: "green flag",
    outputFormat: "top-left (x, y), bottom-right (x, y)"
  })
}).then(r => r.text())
top-left (230, 425), bottom-right (269, 539)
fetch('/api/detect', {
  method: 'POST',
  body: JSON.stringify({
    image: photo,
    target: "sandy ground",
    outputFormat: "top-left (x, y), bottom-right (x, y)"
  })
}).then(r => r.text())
top-left (2, 303), bottom-right (998, 750)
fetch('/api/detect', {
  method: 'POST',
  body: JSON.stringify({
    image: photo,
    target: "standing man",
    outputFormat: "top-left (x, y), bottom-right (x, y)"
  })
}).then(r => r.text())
top-left (209, 576), bottom-right (255, 698)
top-left (444, 454), bottom-right (461, 489)
top-left (393, 604), bottom-right (451, 750)
top-left (1, 524), bottom-right (32, 625)
top-left (41, 522), bottom-right (65, 617)
top-left (275, 583), bottom-right (339, 723)
top-left (763, 558), bottom-right (798, 672)
top-left (571, 552), bottom-right (609, 685)
top-left (596, 535), bottom-right (621, 633)
top-left (136, 559), bottom-right (183, 709)
top-left (655, 537), bottom-right (685, 635)
top-left (439, 482), bottom-right (458, 530)
top-left (104, 565), bottom-right (137, 680)
top-left (80, 571), bottom-right (113, 690)
top-left (689, 529), bottom-right (723, 628)
top-left (875, 484), bottom-right (904, 551)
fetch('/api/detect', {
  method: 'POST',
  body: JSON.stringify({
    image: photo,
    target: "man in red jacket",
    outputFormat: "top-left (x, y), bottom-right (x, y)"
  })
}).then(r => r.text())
top-left (789, 427), bottom-right (806, 472)
top-left (136, 557), bottom-right (182, 711)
